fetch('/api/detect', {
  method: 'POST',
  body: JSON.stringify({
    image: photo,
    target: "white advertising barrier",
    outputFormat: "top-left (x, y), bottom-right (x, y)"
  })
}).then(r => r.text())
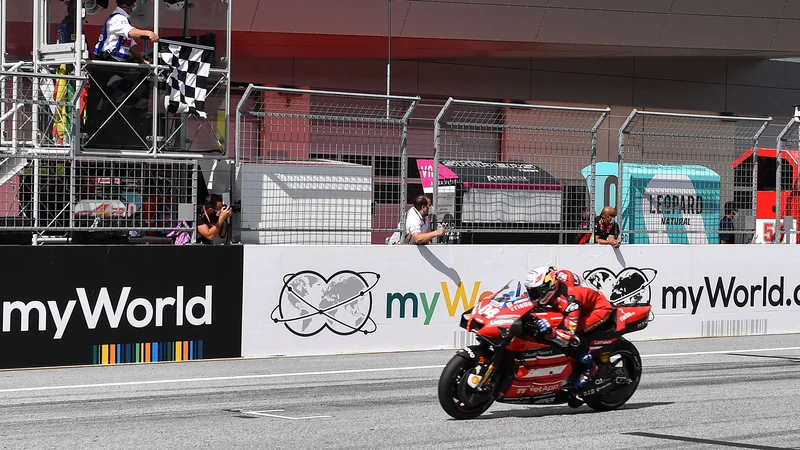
top-left (242, 244), bottom-right (800, 358)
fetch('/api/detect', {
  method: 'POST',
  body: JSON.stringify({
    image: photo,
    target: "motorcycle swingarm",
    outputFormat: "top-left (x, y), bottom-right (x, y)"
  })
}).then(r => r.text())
top-left (574, 373), bottom-right (632, 398)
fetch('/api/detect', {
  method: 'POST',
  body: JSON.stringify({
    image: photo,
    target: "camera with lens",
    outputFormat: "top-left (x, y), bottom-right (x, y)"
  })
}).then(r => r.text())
top-left (225, 201), bottom-right (242, 213)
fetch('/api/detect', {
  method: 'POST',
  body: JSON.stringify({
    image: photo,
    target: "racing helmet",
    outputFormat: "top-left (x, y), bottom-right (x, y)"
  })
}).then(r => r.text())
top-left (524, 265), bottom-right (559, 306)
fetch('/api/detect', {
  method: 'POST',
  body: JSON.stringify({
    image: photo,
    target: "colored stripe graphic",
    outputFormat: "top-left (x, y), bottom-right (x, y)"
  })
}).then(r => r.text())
top-left (92, 340), bottom-right (204, 365)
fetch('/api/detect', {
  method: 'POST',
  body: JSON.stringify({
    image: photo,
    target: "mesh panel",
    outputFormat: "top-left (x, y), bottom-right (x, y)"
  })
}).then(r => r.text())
top-left (433, 99), bottom-right (609, 244)
top-left (0, 70), bottom-right (84, 153)
top-left (0, 155), bottom-right (196, 235)
top-left (774, 118), bottom-right (800, 244)
top-left (235, 86), bottom-right (419, 245)
top-left (79, 61), bottom-right (230, 155)
top-left (619, 111), bottom-right (771, 244)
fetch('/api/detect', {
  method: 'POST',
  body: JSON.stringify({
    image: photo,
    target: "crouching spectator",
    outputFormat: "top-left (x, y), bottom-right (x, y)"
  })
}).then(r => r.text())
top-left (197, 194), bottom-right (231, 245)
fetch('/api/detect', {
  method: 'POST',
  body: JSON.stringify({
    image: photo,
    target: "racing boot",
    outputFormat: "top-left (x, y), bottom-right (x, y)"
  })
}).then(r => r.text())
top-left (574, 353), bottom-right (597, 389)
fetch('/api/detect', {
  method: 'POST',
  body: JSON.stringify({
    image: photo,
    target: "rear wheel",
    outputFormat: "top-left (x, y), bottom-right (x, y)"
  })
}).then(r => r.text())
top-left (584, 338), bottom-right (642, 411)
top-left (437, 354), bottom-right (495, 420)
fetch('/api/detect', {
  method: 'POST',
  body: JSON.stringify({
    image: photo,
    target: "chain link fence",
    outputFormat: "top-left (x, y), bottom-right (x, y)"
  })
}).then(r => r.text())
top-left (432, 98), bottom-right (609, 244)
top-left (234, 85), bottom-right (419, 244)
top-left (618, 110), bottom-right (771, 245)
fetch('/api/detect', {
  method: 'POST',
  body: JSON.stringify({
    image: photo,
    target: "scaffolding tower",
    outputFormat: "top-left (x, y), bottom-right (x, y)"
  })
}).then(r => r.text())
top-left (0, 0), bottom-right (233, 244)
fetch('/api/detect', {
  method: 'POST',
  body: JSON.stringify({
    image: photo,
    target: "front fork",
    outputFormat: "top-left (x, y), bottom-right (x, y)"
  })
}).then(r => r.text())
top-left (471, 332), bottom-right (514, 394)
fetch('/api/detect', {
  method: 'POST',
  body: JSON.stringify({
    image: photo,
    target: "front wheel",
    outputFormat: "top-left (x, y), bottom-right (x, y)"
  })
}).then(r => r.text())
top-left (437, 354), bottom-right (495, 420)
top-left (584, 338), bottom-right (642, 411)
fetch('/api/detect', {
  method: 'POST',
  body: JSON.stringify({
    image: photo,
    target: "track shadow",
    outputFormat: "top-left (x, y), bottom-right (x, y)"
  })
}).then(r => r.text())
top-left (474, 401), bottom-right (674, 420)
top-left (613, 247), bottom-right (626, 267)
top-left (417, 245), bottom-right (462, 285)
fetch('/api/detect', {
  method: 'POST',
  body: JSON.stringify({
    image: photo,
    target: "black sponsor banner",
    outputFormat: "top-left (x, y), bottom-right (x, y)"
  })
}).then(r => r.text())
top-left (0, 245), bottom-right (243, 369)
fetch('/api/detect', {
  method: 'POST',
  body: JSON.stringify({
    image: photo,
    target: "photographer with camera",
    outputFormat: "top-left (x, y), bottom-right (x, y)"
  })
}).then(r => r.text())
top-left (196, 194), bottom-right (231, 245)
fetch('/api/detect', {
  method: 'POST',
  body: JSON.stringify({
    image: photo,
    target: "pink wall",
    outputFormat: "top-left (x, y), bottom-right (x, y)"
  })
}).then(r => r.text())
top-left (257, 89), bottom-right (312, 161)
top-left (0, 176), bottom-right (20, 217)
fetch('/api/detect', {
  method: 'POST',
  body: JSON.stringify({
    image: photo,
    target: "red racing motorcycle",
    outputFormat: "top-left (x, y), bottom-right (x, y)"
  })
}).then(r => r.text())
top-left (438, 280), bottom-right (652, 420)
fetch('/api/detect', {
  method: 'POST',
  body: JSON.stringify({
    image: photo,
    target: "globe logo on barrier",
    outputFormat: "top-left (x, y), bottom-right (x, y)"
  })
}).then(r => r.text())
top-left (582, 267), bottom-right (657, 305)
top-left (271, 270), bottom-right (380, 337)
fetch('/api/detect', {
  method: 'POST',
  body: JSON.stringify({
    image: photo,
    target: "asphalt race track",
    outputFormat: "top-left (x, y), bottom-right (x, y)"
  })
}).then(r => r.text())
top-left (1, 334), bottom-right (800, 450)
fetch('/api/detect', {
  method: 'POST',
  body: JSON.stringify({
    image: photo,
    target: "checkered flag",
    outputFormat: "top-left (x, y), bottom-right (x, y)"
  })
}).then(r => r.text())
top-left (159, 40), bottom-right (212, 118)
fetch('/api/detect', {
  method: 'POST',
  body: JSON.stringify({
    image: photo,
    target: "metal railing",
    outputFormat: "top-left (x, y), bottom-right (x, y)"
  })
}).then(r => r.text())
top-left (618, 110), bottom-right (771, 245)
top-left (0, 63), bottom-right (230, 159)
top-left (0, 70), bottom-right (87, 154)
top-left (432, 98), bottom-right (610, 244)
top-left (80, 59), bottom-right (230, 158)
top-left (3, 69), bottom-right (788, 246)
top-left (0, 155), bottom-right (197, 243)
top-left (0, 0), bottom-right (234, 244)
top-left (234, 85), bottom-right (420, 245)
top-left (775, 117), bottom-right (800, 244)
top-left (231, 88), bottom-right (790, 246)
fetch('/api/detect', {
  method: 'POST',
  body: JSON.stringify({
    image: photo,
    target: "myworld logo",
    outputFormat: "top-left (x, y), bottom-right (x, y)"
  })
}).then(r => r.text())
top-left (661, 276), bottom-right (800, 315)
top-left (385, 281), bottom-right (494, 325)
top-left (2, 286), bottom-right (213, 339)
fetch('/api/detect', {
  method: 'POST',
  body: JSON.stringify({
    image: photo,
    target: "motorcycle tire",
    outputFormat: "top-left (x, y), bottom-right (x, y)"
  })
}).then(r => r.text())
top-left (583, 338), bottom-right (642, 412)
top-left (437, 354), bottom-right (495, 420)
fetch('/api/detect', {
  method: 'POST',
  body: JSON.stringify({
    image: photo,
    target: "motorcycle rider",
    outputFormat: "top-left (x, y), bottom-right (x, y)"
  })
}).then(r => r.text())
top-left (522, 265), bottom-right (613, 389)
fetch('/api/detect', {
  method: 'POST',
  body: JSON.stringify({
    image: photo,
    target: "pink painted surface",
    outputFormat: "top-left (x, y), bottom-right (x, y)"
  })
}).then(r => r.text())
top-left (416, 159), bottom-right (458, 192)
top-left (0, 176), bottom-right (20, 217)
top-left (258, 88), bottom-right (311, 161)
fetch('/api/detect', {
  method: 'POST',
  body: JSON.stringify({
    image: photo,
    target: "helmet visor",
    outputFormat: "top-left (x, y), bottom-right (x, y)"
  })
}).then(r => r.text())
top-left (527, 283), bottom-right (552, 303)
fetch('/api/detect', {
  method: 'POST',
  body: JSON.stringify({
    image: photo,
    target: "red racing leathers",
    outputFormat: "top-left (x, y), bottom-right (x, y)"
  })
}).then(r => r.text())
top-left (538, 270), bottom-right (613, 348)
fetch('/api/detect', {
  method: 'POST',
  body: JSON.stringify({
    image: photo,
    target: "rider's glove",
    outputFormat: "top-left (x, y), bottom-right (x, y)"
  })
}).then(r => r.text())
top-left (532, 318), bottom-right (555, 338)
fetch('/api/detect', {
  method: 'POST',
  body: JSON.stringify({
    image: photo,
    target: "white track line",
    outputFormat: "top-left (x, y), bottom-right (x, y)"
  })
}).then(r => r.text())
top-left (0, 365), bottom-right (445, 393)
top-left (0, 346), bottom-right (798, 394)
top-left (641, 346), bottom-right (800, 358)
top-left (241, 410), bottom-right (331, 420)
